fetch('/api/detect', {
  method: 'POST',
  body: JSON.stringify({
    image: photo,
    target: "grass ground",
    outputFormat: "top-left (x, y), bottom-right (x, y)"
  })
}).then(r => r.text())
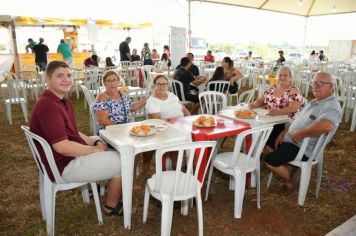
top-left (0, 91), bottom-right (355, 235)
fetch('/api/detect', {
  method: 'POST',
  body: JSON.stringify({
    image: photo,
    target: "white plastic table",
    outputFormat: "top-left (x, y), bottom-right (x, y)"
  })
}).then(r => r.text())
top-left (99, 119), bottom-right (191, 229)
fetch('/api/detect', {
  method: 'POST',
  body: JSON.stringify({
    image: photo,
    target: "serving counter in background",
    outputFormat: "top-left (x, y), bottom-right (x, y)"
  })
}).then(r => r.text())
top-left (18, 52), bottom-right (90, 70)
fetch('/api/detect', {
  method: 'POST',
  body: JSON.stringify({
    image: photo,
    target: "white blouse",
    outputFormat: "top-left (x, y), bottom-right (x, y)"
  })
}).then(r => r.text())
top-left (145, 92), bottom-right (184, 119)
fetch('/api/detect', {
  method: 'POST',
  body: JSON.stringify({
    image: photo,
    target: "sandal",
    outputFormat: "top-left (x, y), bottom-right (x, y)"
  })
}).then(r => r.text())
top-left (104, 202), bottom-right (123, 216)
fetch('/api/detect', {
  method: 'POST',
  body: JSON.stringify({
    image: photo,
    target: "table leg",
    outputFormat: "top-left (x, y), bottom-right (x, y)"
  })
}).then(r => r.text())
top-left (119, 145), bottom-right (135, 229)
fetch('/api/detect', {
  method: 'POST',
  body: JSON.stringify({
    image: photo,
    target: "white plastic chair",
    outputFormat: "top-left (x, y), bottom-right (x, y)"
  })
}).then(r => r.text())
top-left (206, 80), bottom-right (230, 94)
top-left (199, 91), bottom-right (227, 115)
top-left (143, 141), bottom-right (217, 236)
top-left (205, 125), bottom-right (273, 218)
top-left (80, 85), bottom-right (97, 135)
top-left (2, 72), bottom-right (28, 125)
top-left (119, 61), bottom-right (131, 69)
top-left (238, 88), bottom-right (257, 104)
top-left (21, 126), bottom-right (103, 235)
top-left (128, 88), bottom-right (151, 121)
top-left (19, 70), bottom-right (42, 100)
top-left (266, 126), bottom-right (338, 206)
top-left (350, 100), bottom-right (356, 132)
top-left (171, 80), bottom-right (190, 105)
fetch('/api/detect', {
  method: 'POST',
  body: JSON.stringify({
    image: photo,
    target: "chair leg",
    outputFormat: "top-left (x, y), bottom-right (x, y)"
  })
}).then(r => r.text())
top-left (90, 182), bottom-right (103, 224)
top-left (99, 180), bottom-right (107, 196)
top-left (39, 174), bottom-right (46, 221)
top-left (316, 162), bottom-right (323, 199)
top-left (298, 165), bottom-right (312, 206)
top-left (5, 102), bottom-right (12, 125)
top-left (20, 100), bottom-right (29, 123)
top-left (44, 182), bottom-right (55, 236)
top-left (256, 168), bottom-right (261, 209)
top-left (196, 189), bottom-right (204, 236)
top-left (351, 107), bottom-right (356, 132)
top-left (81, 185), bottom-right (90, 204)
top-left (180, 200), bottom-right (188, 216)
top-left (143, 184), bottom-right (150, 223)
top-left (233, 169), bottom-right (246, 219)
top-left (266, 171), bottom-right (273, 189)
top-left (204, 163), bottom-right (214, 201)
top-left (161, 195), bottom-right (174, 236)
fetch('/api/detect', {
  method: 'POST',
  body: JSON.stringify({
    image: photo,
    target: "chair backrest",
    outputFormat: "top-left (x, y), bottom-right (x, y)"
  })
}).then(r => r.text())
top-left (153, 141), bottom-right (217, 195)
top-left (238, 88), bottom-right (257, 103)
top-left (171, 80), bottom-right (186, 101)
top-left (81, 85), bottom-right (97, 134)
top-left (206, 80), bottom-right (230, 94)
top-left (128, 88), bottom-right (151, 121)
top-left (228, 125), bottom-right (274, 169)
top-left (295, 125), bottom-right (339, 164)
top-left (83, 67), bottom-right (101, 93)
top-left (131, 61), bottom-right (143, 67)
top-left (199, 91), bottom-right (227, 115)
top-left (21, 126), bottom-right (65, 184)
top-left (119, 61), bottom-right (131, 69)
top-left (2, 72), bottom-right (27, 102)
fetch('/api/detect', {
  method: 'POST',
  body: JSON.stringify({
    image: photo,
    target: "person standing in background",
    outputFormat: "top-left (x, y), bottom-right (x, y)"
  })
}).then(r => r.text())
top-left (57, 39), bottom-right (73, 67)
top-left (25, 38), bottom-right (36, 53)
top-left (151, 49), bottom-right (160, 64)
top-left (141, 43), bottom-right (153, 65)
top-left (32, 38), bottom-right (49, 71)
top-left (119, 37), bottom-right (131, 61)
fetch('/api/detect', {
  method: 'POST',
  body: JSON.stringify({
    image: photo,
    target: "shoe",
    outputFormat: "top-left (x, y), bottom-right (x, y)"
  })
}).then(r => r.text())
top-left (104, 202), bottom-right (123, 216)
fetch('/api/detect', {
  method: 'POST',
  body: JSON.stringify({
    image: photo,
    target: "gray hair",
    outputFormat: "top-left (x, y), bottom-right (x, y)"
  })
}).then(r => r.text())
top-left (276, 66), bottom-right (293, 78)
top-left (315, 71), bottom-right (332, 83)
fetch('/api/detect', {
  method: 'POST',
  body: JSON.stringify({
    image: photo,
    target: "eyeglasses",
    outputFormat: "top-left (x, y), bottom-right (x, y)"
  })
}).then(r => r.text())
top-left (311, 81), bottom-right (332, 88)
top-left (105, 79), bottom-right (119, 83)
top-left (155, 83), bottom-right (168, 87)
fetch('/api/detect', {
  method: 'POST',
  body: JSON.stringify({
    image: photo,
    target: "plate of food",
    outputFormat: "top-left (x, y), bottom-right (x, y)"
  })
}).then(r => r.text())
top-left (130, 124), bottom-right (156, 136)
top-left (234, 109), bottom-right (257, 119)
top-left (193, 115), bottom-right (216, 128)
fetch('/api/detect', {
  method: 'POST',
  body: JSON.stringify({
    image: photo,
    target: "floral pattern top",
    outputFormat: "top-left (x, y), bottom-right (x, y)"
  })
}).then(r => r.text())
top-left (263, 84), bottom-right (305, 120)
top-left (92, 94), bottom-right (132, 134)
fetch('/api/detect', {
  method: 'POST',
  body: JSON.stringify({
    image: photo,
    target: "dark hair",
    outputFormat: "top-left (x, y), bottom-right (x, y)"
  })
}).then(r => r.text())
top-left (164, 45), bottom-right (169, 50)
top-left (248, 51), bottom-right (252, 54)
top-left (278, 50), bottom-right (284, 54)
top-left (105, 57), bottom-right (115, 67)
top-left (28, 38), bottom-right (33, 42)
top-left (161, 53), bottom-right (168, 61)
top-left (223, 57), bottom-right (233, 68)
top-left (180, 57), bottom-right (191, 67)
top-left (211, 66), bottom-right (224, 80)
top-left (46, 61), bottom-right (69, 77)
top-left (320, 50), bottom-right (324, 54)
top-left (310, 50), bottom-right (315, 55)
top-left (91, 55), bottom-right (98, 61)
top-left (187, 52), bottom-right (194, 58)
top-left (207, 50), bottom-right (212, 54)
top-left (60, 39), bottom-right (65, 44)
top-left (153, 75), bottom-right (168, 84)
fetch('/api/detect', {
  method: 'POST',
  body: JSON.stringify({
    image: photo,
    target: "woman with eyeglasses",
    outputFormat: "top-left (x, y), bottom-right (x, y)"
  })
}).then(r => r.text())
top-left (249, 66), bottom-right (305, 153)
top-left (93, 70), bottom-right (148, 135)
top-left (141, 75), bottom-right (191, 173)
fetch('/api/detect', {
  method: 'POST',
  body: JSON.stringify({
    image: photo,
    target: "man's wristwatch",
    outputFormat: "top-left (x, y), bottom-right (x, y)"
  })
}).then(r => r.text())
top-left (93, 140), bottom-right (102, 146)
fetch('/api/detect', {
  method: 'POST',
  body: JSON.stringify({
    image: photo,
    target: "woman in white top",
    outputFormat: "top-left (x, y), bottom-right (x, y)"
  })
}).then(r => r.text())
top-left (146, 75), bottom-right (190, 119)
top-left (143, 75), bottom-right (190, 172)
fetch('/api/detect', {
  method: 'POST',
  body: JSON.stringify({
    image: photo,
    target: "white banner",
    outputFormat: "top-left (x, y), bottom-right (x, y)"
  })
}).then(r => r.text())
top-left (170, 27), bottom-right (186, 68)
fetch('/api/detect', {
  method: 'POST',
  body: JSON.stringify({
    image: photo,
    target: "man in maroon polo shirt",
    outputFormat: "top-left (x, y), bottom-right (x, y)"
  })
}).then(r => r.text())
top-left (30, 61), bottom-right (123, 215)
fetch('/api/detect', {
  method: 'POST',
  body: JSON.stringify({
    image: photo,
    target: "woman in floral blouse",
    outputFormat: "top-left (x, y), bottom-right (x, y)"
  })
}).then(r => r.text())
top-left (249, 66), bottom-right (305, 152)
top-left (93, 70), bottom-right (147, 135)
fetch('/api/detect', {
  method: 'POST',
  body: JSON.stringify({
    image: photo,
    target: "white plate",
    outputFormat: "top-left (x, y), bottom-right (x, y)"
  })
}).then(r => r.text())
top-left (193, 121), bottom-right (216, 128)
top-left (130, 128), bottom-right (157, 137)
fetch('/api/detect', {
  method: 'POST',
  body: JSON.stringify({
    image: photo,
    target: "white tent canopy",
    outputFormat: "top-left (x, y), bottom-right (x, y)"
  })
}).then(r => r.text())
top-left (192, 0), bottom-right (356, 16)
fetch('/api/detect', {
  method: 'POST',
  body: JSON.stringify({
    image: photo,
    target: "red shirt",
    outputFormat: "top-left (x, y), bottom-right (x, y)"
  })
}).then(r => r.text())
top-left (204, 55), bottom-right (215, 63)
top-left (30, 90), bottom-right (86, 181)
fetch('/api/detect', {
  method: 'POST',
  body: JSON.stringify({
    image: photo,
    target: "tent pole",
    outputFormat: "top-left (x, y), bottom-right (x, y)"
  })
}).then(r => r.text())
top-left (9, 17), bottom-right (20, 74)
top-left (188, 0), bottom-right (191, 52)
top-left (302, 16), bottom-right (308, 58)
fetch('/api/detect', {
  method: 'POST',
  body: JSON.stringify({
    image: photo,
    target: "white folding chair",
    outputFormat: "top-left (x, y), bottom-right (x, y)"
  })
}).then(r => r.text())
top-left (128, 88), bottom-right (151, 121)
top-left (2, 72), bottom-right (28, 125)
top-left (205, 125), bottom-right (273, 218)
top-left (80, 85), bottom-right (97, 135)
top-left (238, 88), bottom-right (257, 104)
top-left (171, 80), bottom-right (190, 105)
top-left (19, 70), bottom-right (42, 100)
top-left (21, 126), bottom-right (103, 235)
top-left (143, 141), bottom-right (217, 236)
top-left (266, 126), bottom-right (338, 205)
top-left (119, 61), bottom-right (131, 69)
top-left (206, 80), bottom-right (230, 94)
top-left (199, 91), bottom-right (227, 115)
